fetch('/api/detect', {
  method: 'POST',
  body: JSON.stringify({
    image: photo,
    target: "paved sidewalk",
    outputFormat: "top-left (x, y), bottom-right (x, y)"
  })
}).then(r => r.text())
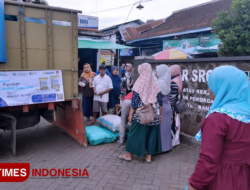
top-left (0, 118), bottom-right (200, 190)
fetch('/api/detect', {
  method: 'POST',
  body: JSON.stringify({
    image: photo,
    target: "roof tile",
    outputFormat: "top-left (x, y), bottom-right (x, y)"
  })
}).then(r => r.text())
top-left (129, 0), bottom-right (234, 41)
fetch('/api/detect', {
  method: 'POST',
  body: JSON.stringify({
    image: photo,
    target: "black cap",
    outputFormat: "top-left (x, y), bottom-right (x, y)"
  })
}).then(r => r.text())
top-left (99, 65), bottom-right (106, 70)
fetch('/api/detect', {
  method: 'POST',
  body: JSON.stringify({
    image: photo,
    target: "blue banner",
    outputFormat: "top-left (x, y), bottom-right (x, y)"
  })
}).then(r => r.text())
top-left (0, 0), bottom-right (6, 63)
top-left (120, 49), bottom-right (133, 56)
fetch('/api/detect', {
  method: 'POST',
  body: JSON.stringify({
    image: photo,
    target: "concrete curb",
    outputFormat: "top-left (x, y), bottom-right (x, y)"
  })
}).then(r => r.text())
top-left (180, 133), bottom-right (201, 149)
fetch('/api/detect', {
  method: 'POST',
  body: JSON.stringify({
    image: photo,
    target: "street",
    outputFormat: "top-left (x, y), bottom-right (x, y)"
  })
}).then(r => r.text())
top-left (0, 118), bottom-right (199, 190)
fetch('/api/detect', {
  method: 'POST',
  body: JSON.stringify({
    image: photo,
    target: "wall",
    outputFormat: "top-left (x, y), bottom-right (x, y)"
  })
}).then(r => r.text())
top-left (134, 57), bottom-right (250, 136)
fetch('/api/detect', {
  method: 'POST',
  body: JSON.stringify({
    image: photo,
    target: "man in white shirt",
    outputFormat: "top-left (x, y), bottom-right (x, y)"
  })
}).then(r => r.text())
top-left (89, 65), bottom-right (113, 124)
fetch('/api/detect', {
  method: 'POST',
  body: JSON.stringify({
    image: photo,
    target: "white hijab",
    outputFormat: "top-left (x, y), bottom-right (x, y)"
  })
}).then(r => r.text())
top-left (156, 65), bottom-right (171, 96)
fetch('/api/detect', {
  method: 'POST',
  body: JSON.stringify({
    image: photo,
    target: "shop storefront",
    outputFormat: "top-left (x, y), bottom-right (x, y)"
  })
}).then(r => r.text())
top-left (78, 38), bottom-right (134, 74)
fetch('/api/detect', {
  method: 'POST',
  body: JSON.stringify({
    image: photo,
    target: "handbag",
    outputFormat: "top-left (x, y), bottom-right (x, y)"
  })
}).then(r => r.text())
top-left (175, 93), bottom-right (187, 113)
top-left (136, 104), bottom-right (155, 124)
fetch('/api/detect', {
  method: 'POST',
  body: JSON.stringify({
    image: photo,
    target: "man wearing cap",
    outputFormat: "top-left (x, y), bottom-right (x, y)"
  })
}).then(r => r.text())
top-left (88, 65), bottom-right (113, 124)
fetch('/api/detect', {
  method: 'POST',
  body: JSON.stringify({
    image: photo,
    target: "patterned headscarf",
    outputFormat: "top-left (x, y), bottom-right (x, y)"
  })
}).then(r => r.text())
top-left (170, 65), bottom-right (183, 93)
top-left (133, 63), bottom-right (161, 104)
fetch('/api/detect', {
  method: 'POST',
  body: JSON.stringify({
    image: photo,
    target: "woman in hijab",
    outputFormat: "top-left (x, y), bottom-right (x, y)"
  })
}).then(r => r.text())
top-left (188, 66), bottom-right (250, 190)
top-left (78, 63), bottom-right (96, 121)
top-left (122, 63), bottom-right (134, 94)
top-left (169, 65), bottom-right (182, 147)
top-left (118, 63), bottom-right (163, 163)
top-left (156, 65), bottom-right (172, 152)
top-left (108, 66), bottom-right (122, 114)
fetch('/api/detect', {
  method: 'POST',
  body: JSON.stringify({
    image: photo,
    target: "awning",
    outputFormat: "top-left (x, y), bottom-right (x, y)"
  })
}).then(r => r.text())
top-left (78, 38), bottom-right (134, 49)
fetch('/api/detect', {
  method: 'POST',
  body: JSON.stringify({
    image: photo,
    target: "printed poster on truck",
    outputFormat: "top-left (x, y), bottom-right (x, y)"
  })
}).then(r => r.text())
top-left (0, 70), bottom-right (65, 107)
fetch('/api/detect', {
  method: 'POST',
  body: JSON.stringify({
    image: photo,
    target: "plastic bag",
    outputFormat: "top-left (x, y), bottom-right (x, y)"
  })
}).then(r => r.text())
top-left (86, 126), bottom-right (116, 146)
top-left (78, 81), bottom-right (86, 87)
top-left (97, 115), bottom-right (121, 132)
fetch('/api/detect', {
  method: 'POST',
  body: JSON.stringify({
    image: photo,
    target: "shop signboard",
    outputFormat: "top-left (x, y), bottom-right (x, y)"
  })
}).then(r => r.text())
top-left (197, 34), bottom-right (221, 53)
top-left (163, 34), bottom-right (220, 54)
top-left (100, 50), bottom-right (114, 66)
top-left (120, 49), bottom-right (133, 56)
top-left (163, 38), bottom-right (199, 54)
top-left (0, 70), bottom-right (65, 107)
top-left (78, 15), bottom-right (98, 31)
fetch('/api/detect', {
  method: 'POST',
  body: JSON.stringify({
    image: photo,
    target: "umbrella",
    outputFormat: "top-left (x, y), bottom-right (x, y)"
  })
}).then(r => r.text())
top-left (152, 49), bottom-right (193, 60)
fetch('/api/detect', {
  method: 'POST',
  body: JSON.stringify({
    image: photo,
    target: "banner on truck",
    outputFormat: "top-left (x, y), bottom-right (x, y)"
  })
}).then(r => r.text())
top-left (0, 0), bottom-right (6, 63)
top-left (0, 70), bottom-right (65, 107)
top-left (78, 15), bottom-right (98, 31)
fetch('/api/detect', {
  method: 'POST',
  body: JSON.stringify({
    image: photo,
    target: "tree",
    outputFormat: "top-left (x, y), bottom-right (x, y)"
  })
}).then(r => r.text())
top-left (212, 0), bottom-right (250, 56)
top-left (33, 0), bottom-right (48, 5)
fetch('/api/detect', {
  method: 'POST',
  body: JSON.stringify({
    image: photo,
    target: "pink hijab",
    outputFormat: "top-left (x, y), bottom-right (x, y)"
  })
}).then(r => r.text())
top-left (170, 65), bottom-right (183, 93)
top-left (133, 63), bottom-right (161, 104)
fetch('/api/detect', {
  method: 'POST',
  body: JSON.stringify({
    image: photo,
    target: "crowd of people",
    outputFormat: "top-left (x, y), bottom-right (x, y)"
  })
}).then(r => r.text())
top-left (78, 62), bottom-right (250, 190)
top-left (78, 62), bottom-right (183, 161)
top-left (78, 63), bottom-right (136, 122)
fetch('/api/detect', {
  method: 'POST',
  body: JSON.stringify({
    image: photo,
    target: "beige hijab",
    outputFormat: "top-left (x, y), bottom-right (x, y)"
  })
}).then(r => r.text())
top-left (170, 65), bottom-right (183, 93)
top-left (125, 63), bottom-right (134, 79)
top-left (133, 63), bottom-right (161, 104)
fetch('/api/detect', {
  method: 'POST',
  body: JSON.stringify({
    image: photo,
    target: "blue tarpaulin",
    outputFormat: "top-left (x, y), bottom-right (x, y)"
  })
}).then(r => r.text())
top-left (0, 0), bottom-right (6, 63)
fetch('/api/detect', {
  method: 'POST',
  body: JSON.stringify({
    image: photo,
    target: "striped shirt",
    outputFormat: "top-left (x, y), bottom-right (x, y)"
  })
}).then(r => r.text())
top-left (170, 82), bottom-right (179, 106)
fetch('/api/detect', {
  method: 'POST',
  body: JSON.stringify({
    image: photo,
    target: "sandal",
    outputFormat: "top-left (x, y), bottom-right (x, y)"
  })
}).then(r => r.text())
top-left (118, 154), bottom-right (132, 162)
top-left (145, 155), bottom-right (152, 163)
top-left (117, 140), bottom-right (124, 146)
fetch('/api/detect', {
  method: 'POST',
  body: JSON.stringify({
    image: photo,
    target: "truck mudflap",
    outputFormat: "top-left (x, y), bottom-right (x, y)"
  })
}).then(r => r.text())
top-left (53, 99), bottom-right (87, 147)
